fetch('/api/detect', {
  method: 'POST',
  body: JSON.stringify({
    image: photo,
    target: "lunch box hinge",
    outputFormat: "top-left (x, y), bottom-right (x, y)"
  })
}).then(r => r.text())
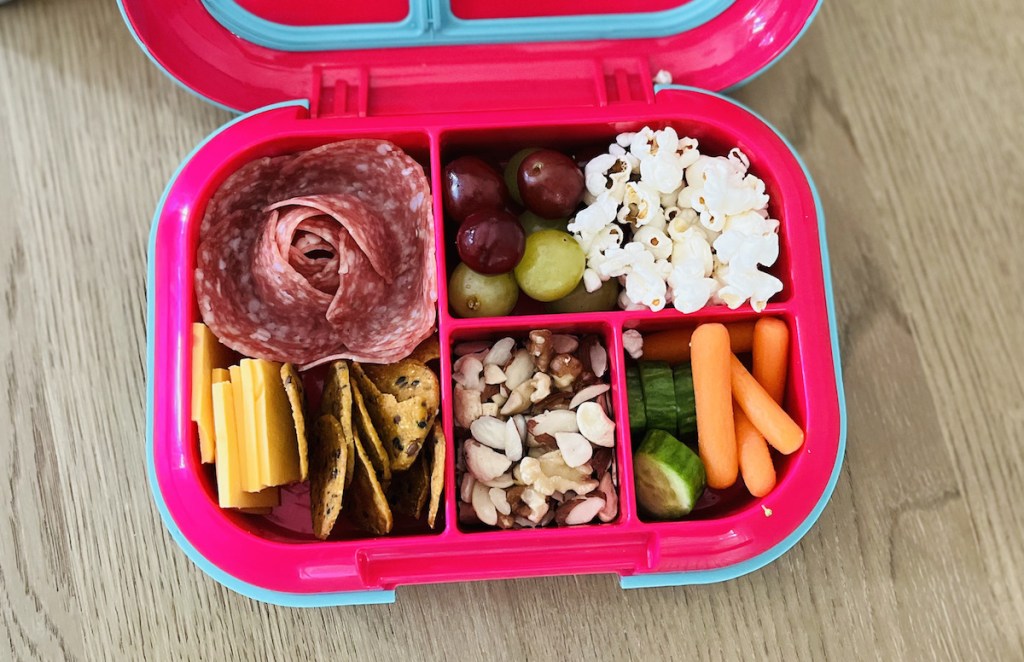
top-left (596, 58), bottom-right (657, 107)
top-left (310, 66), bottom-right (370, 118)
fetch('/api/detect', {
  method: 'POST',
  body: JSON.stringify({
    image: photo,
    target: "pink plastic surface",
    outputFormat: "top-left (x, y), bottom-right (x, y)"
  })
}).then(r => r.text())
top-left (233, 0), bottom-right (411, 25)
top-left (150, 88), bottom-right (841, 593)
top-left (121, 0), bottom-right (819, 114)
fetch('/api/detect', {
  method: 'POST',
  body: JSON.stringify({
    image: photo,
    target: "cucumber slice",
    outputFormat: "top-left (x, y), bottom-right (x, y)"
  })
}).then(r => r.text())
top-left (625, 365), bottom-right (646, 431)
top-left (634, 429), bottom-right (707, 519)
top-left (673, 364), bottom-right (697, 441)
top-left (639, 361), bottom-right (675, 432)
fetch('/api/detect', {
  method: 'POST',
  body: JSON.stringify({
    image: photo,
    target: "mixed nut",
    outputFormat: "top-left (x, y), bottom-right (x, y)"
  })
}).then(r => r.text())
top-left (454, 331), bottom-right (618, 529)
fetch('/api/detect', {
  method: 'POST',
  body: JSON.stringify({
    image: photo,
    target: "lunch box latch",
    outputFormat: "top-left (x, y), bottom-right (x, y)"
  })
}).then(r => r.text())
top-left (309, 56), bottom-right (657, 119)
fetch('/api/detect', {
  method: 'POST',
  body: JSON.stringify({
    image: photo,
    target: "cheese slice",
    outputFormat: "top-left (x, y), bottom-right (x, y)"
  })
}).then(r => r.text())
top-left (231, 364), bottom-right (262, 492)
top-left (191, 323), bottom-right (233, 464)
top-left (211, 380), bottom-right (279, 510)
top-left (249, 359), bottom-right (302, 487)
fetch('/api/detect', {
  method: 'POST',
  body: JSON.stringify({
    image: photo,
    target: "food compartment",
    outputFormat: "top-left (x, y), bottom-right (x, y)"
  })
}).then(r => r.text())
top-left (618, 308), bottom-right (810, 523)
top-left (184, 128), bottom-right (451, 544)
top-left (445, 318), bottom-right (631, 532)
top-left (437, 118), bottom-right (795, 321)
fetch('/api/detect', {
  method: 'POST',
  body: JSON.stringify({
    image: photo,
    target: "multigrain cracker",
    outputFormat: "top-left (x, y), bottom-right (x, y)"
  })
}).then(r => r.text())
top-left (308, 415), bottom-right (348, 540)
top-left (280, 363), bottom-right (309, 481)
top-left (351, 380), bottom-right (392, 486)
top-left (347, 430), bottom-right (393, 535)
top-left (320, 361), bottom-right (356, 486)
top-left (427, 420), bottom-right (446, 529)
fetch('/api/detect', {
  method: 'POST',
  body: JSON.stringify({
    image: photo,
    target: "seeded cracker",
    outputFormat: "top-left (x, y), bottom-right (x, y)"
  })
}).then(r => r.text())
top-left (351, 380), bottom-right (392, 486)
top-left (319, 361), bottom-right (356, 486)
top-left (351, 362), bottom-right (436, 472)
top-left (308, 415), bottom-right (348, 540)
top-left (388, 454), bottom-right (430, 520)
top-left (427, 420), bottom-right (446, 529)
top-left (280, 363), bottom-right (309, 481)
top-left (362, 359), bottom-right (440, 414)
top-left (348, 428), bottom-right (394, 535)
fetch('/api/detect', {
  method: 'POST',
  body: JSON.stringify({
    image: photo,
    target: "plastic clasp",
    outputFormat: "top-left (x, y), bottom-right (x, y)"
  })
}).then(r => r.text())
top-left (309, 56), bottom-right (656, 118)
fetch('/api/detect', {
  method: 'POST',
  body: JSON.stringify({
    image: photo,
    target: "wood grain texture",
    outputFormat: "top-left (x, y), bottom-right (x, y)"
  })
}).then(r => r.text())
top-left (1, 0), bottom-right (1021, 660)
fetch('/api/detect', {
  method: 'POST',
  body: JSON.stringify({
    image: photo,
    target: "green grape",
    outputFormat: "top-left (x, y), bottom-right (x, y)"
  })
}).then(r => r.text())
top-left (504, 148), bottom-right (538, 205)
top-left (449, 263), bottom-right (519, 318)
top-left (513, 229), bottom-right (585, 302)
top-left (546, 278), bottom-right (620, 314)
top-left (518, 210), bottom-right (568, 236)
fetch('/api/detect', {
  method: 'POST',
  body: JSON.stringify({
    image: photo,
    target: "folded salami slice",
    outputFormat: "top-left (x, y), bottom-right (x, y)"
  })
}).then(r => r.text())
top-left (195, 140), bottom-right (436, 367)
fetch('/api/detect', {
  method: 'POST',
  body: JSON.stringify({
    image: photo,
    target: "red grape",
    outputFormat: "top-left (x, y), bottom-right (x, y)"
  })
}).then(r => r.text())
top-left (443, 156), bottom-right (508, 224)
top-left (456, 209), bottom-right (526, 274)
top-left (517, 149), bottom-right (585, 219)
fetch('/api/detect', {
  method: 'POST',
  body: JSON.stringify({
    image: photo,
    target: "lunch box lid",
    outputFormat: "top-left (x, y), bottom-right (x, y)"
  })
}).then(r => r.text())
top-left (118, 0), bottom-right (821, 115)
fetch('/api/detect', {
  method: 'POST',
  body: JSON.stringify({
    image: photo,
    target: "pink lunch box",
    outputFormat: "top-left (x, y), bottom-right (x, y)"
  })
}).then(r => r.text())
top-left (122, 0), bottom-right (846, 606)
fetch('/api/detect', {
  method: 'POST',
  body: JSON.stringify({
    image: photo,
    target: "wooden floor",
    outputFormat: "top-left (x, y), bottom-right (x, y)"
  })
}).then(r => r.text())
top-left (2, 1), bottom-right (1022, 660)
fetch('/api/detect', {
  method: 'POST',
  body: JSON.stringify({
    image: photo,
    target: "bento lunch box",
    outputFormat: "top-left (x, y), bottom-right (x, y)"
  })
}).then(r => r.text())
top-left (124, 0), bottom-right (846, 606)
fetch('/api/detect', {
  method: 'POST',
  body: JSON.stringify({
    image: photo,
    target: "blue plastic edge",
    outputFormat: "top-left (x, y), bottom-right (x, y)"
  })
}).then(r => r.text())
top-left (117, 0), bottom-right (242, 113)
top-left (200, 0), bottom-right (736, 52)
top-left (723, 0), bottom-right (823, 93)
top-left (620, 84), bottom-right (847, 590)
top-left (145, 98), bottom-right (396, 607)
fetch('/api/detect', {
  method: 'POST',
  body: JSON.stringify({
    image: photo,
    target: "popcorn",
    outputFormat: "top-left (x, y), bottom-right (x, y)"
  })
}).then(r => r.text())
top-left (713, 224), bottom-right (779, 271)
top-left (583, 223), bottom-right (624, 257)
top-left (632, 225), bottom-right (672, 260)
top-left (568, 127), bottom-right (782, 315)
top-left (568, 192), bottom-right (618, 238)
top-left (715, 264), bottom-right (783, 312)
top-left (608, 143), bottom-right (640, 172)
top-left (584, 153), bottom-right (632, 205)
top-left (671, 227), bottom-right (714, 278)
top-left (582, 268), bottom-right (603, 293)
top-left (617, 182), bottom-right (663, 227)
top-left (666, 207), bottom-right (699, 240)
top-left (593, 242), bottom-right (652, 279)
top-left (668, 263), bottom-right (719, 314)
top-left (640, 152), bottom-right (686, 194)
top-left (624, 262), bottom-right (668, 312)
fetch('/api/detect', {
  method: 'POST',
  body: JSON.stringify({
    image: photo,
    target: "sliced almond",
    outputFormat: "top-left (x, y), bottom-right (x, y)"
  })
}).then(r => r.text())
top-left (503, 350), bottom-right (534, 390)
top-left (555, 495), bottom-right (605, 526)
top-left (464, 440), bottom-right (512, 482)
top-left (454, 340), bottom-right (491, 356)
top-left (453, 386), bottom-right (483, 429)
top-left (483, 363), bottom-right (507, 385)
top-left (460, 473), bottom-right (476, 504)
top-left (576, 401), bottom-right (615, 447)
top-left (453, 355), bottom-right (484, 391)
top-left (551, 334), bottom-right (579, 354)
top-left (569, 383), bottom-right (611, 409)
top-left (480, 472), bottom-right (514, 489)
top-left (470, 415), bottom-right (507, 450)
top-left (529, 409), bottom-right (579, 437)
top-left (472, 482), bottom-right (498, 525)
top-left (484, 337), bottom-right (516, 367)
top-left (555, 432), bottom-right (593, 468)
top-left (504, 417), bottom-right (524, 462)
top-left (597, 472), bottom-right (618, 523)
top-left (489, 487), bottom-right (511, 515)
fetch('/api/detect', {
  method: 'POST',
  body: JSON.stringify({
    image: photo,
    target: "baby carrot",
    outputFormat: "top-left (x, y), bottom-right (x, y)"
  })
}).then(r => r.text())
top-left (642, 321), bottom-right (757, 364)
top-left (730, 355), bottom-right (804, 454)
top-left (753, 318), bottom-right (789, 404)
top-left (735, 407), bottom-right (776, 497)
top-left (691, 324), bottom-right (737, 489)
